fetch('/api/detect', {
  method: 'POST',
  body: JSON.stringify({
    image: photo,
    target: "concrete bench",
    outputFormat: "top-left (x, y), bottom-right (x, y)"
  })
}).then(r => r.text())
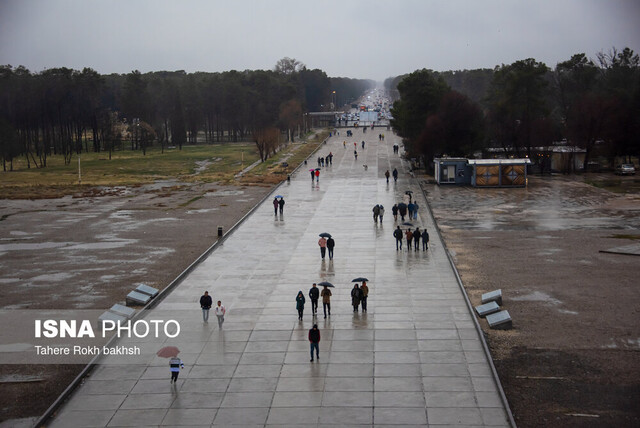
top-left (109, 303), bottom-right (135, 319)
top-left (486, 310), bottom-right (512, 330)
top-left (135, 284), bottom-right (159, 298)
top-left (475, 301), bottom-right (500, 318)
top-left (126, 290), bottom-right (151, 306)
top-left (481, 289), bottom-right (502, 306)
top-left (98, 311), bottom-right (127, 326)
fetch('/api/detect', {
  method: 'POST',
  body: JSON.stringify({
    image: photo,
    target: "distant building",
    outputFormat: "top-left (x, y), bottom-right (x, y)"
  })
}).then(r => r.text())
top-left (434, 158), bottom-right (531, 187)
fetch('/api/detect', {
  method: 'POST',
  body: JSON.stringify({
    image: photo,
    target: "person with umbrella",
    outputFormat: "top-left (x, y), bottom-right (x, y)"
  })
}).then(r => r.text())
top-left (321, 283), bottom-right (332, 319)
top-left (169, 354), bottom-right (184, 383)
top-left (393, 225), bottom-right (403, 250)
top-left (310, 169), bottom-right (315, 182)
top-left (326, 235), bottom-right (335, 260)
top-left (309, 283), bottom-right (319, 316)
top-left (398, 203), bottom-right (407, 221)
top-left (296, 291), bottom-right (306, 320)
top-left (318, 234), bottom-right (328, 259)
top-left (278, 197), bottom-right (285, 215)
top-left (273, 197), bottom-right (279, 216)
top-left (360, 281), bottom-right (369, 312)
top-left (351, 283), bottom-right (363, 312)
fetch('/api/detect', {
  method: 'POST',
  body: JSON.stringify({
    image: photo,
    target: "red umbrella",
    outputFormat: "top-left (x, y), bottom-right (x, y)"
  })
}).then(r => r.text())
top-left (156, 346), bottom-right (180, 358)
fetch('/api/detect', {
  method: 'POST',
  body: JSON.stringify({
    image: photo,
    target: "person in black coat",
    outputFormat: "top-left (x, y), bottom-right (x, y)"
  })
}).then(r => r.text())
top-left (422, 229), bottom-right (430, 251)
top-left (393, 226), bottom-right (403, 250)
top-left (351, 284), bottom-right (363, 312)
top-left (326, 237), bottom-right (335, 260)
top-left (309, 324), bottom-right (320, 362)
top-left (309, 283), bottom-right (320, 315)
top-left (413, 227), bottom-right (421, 251)
top-left (200, 291), bottom-right (212, 322)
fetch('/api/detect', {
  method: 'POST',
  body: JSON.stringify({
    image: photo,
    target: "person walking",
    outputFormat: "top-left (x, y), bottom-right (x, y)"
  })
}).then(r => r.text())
top-left (413, 202), bottom-right (419, 219)
top-left (309, 324), bottom-right (320, 362)
top-left (398, 203), bottom-right (407, 221)
top-left (394, 226), bottom-right (403, 250)
top-left (273, 197), bottom-right (279, 216)
top-left (318, 236), bottom-right (327, 259)
top-left (408, 202), bottom-right (415, 219)
top-left (392, 204), bottom-right (398, 221)
top-left (413, 227), bottom-right (421, 251)
top-left (385, 170), bottom-right (390, 183)
top-left (309, 283), bottom-right (319, 315)
top-left (200, 291), bottom-right (212, 323)
top-left (392, 168), bottom-right (398, 182)
top-left (310, 169), bottom-right (315, 182)
top-left (351, 284), bottom-right (362, 312)
top-left (321, 285), bottom-right (332, 318)
top-left (372, 204), bottom-right (380, 222)
top-left (354, 150), bottom-right (358, 160)
top-left (296, 291), bottom-right (306, 320)
top-left (405, 229), bottom-right (413, 249)
top-left (361, 140), bottom-right (365, 149)
top-left (278, 197), bottom-right (285, 215)
top-left (328, 152), bottom-right (333, 165)
top-left (378, 205), bottom-right (385, 222)
top-left (315, 169), bottom-right (320, 182)
top-left (169, 356), bottom-right (184, 383)
top-left (326, 236), bottom-right (335, 260)
top-left (422, 229), bottom-right (429, 251)
top-left (361, 281), bottom-right (369, 312)
top-left (214, 300), bottom-right (225, 328)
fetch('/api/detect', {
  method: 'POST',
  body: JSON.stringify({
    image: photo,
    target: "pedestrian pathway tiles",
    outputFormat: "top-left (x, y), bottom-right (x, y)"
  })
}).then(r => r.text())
top-left (48, 129), bottom-right (512, 427)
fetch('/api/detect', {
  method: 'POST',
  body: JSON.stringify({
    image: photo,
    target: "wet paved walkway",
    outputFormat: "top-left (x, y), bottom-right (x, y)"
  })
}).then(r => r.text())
top-left (49, 130), bottom-right (511, 427)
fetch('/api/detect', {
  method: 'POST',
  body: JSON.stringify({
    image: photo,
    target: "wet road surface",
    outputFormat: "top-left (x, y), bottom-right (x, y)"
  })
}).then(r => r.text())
top-left (46, 129), bottom-right (511, 427)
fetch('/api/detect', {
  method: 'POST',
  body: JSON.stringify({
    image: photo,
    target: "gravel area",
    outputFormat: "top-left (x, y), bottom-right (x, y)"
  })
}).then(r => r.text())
top-left (424, 174), bottom-right (640, 428)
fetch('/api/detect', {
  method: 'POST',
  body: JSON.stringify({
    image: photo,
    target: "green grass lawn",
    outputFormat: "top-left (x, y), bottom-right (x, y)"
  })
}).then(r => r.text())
top-left (0, 143), bottom-right (259, 198)
top-left (1, 133), bottom-right (328, 198)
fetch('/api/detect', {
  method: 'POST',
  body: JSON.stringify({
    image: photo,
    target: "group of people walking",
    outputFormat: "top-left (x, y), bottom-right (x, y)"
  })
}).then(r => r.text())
top-left (272, 197), bottom-right (285, 215)
top-left (317, 235), bottom-right (335, 260)
top-left (317, 152), bottom-right (333, 167)
top-left (297, 283), bottom-right (333, 320)
top-left (350, 281), bottom-right (368, 312)
top-left (199, 291), bottom-right (226, 327)
top-left (393, 225), bottom-right (429, 251)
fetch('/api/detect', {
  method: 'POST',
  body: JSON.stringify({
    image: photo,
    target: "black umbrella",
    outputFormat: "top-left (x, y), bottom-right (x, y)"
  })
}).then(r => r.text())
top-left (402, 222), bottom-right (414, 227)
top-left (319, 233), bottom-right (332, 238)
top-left (398, 202), bottom-right (407, 209)
top-left (405, 190), bottom-right (413, 194)
top-left (318, 281), bottom-right (334, 287)
top-left (352, 277), bottom-right (369, 282)
top-left (315, 168), bottom-right (321, 171)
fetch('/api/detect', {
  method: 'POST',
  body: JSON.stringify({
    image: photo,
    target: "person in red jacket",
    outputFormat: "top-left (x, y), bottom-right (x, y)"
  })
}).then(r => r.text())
top-left (309, 324), bottom-right (320, 362)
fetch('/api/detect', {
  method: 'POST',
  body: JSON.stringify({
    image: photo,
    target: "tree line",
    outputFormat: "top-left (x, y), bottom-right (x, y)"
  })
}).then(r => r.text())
top-left (386, 47), bottom-right (640, 171)
top-left (0, 57), bottom-right (374, 171)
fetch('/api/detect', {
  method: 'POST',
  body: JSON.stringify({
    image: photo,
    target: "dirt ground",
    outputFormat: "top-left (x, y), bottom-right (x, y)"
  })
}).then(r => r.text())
top-left (423, 174), bottom-right (640, 428)
top-left (0, 181), bottom-right (276, 424)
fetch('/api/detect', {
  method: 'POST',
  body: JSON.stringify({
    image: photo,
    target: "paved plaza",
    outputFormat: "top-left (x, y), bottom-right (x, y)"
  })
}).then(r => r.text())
top-left (47, 129), bottom-right (512, 427)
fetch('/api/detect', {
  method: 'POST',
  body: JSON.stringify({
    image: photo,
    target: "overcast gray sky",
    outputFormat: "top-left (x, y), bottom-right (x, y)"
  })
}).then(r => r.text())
top-left (1, 0), bottom-right (638, 81)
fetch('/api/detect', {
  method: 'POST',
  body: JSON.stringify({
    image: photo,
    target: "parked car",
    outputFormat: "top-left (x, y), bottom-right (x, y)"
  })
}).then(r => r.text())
top-left (615, 164), bottom-right (636, 175)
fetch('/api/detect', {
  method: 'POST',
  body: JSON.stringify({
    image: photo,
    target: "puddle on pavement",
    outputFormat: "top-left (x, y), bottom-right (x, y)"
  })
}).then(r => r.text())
top-left (206, 190), bottom-right (245, 197)
top-left (512, 291), bottom-right (563, 305)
